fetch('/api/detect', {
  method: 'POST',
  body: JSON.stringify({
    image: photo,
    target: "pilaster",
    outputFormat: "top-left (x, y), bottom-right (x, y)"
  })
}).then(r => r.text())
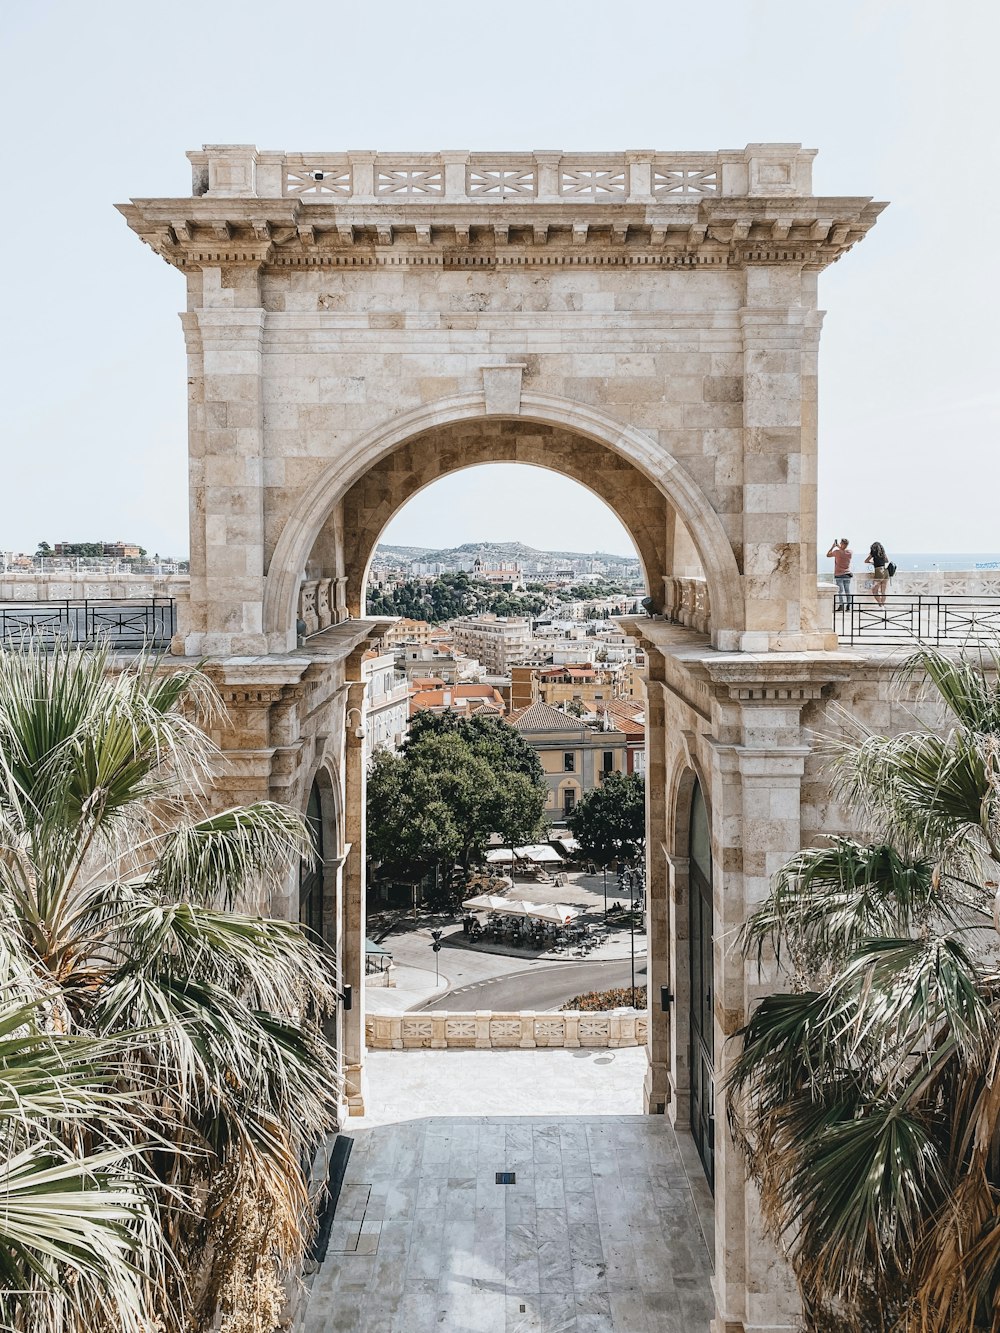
top-left (643, 664), bottom-right (670, 1115)
top-left (703, 660), bottom-right (845, 1333)
top-left (342, 663), bottom-right (368, 1115)
top-left (183, 292), bottom-right (268, 656)
top-left (737, 267), bottom-right (836, 653)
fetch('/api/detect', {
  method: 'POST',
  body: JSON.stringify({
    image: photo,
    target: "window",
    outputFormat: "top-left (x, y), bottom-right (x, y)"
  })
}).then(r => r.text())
top-left (602, 751), bottom-right (614, 774)
top-left (563, 788), bottom-right (576, 815)
top-left (563, 752), bottom-right (575, 772)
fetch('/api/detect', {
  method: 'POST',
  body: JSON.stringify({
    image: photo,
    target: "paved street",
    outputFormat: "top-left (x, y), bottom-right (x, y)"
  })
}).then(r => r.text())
top-left (418, 959), bottom-right (648, 1013)
top-left (368, 869), bottom-right (648, 1016)
top-left (300, 1051), bottom-right (715, 1333)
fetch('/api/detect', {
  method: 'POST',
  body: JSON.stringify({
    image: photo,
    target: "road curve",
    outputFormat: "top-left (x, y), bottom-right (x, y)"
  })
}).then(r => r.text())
top-left (416, 958), bottom-right (648, 1013)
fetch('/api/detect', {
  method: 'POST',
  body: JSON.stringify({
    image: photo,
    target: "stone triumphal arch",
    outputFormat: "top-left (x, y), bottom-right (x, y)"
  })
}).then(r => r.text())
top-left (122, 144), bottom-right (883, 1332)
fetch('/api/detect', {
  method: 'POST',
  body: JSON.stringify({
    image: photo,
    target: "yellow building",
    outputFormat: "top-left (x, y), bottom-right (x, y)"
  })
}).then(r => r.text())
top-left (510, 700), bottom-right (628, 822)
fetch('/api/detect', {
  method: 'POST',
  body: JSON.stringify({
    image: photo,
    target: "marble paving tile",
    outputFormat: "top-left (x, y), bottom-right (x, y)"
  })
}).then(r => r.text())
top-left (539, 1292), bottom-right (579, 1332)
top-left (564, 1191), bottom-right (599, 1225)
top-left (573, 1290), bottom-right (614, 1332)
top-left (506, 1220), bottom-right (542, 1293)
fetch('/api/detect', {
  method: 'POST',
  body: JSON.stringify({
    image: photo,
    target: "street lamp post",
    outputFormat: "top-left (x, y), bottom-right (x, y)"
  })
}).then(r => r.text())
top-left (602, 863), bottom-right (608, 917)
top-left (627, 866), bottom-right (637, 1009)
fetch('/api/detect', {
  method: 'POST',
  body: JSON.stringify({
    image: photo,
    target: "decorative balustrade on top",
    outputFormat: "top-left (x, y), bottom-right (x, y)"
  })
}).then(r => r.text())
top-left (188, 145), bottom-right (818, 203)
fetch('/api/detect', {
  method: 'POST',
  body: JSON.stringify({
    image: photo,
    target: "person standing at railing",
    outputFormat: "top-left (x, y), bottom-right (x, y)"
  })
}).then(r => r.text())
top-left (827, 538), bottom-right (854, 611)
top-left (865, 540), bottom-right (890, 606)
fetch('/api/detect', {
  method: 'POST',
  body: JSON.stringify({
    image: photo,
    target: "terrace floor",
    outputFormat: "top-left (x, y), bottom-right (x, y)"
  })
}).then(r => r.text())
top-left (299, 1050), bottom-right (714, 1333)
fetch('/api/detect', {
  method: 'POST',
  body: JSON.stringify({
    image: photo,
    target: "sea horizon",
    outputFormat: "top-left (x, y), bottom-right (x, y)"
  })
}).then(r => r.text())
top-left (818, 552), bottom-right (1000, 573)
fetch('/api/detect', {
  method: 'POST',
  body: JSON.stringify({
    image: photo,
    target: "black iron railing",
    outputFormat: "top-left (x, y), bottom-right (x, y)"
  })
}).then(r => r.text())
top-left (833, 594), bottom-right (1000, 647)
top-left (0, 599), bottom-right (176, 651)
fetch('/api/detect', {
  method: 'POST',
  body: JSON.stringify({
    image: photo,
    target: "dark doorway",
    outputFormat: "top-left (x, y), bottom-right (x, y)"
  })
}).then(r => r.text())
top-left (299, 781), bottom-right (324, 941)
top-left (689, 780), bottom-right (714, 1190)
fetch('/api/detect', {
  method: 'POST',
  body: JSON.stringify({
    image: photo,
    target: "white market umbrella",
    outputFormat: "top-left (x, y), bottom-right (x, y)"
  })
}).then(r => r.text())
top-left (462, 894), bottom-right (513, 912)
top-left (485, 848), bottom-right (514, 864)
top-left (523, 902), bottom-right (581, 925)
top-left (515, 844), bottom-right (564, 864)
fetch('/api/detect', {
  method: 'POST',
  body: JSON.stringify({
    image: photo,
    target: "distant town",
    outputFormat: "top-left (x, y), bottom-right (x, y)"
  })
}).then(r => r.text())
top-left (350, 541), bottom-right (649, 827)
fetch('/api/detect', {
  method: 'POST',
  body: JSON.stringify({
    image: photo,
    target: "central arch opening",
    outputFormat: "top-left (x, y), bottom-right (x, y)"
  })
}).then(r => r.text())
top-left (355, 461), bottom-right (649, 1091)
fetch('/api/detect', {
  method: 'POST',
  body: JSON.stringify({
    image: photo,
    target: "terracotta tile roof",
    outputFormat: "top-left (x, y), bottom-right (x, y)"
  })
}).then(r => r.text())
top-left (510, 700), bottom-right (587, 733)
top-left (409, 685), bottom-right (506, 715)
top-left (602, 699), bottom-right (646, 737)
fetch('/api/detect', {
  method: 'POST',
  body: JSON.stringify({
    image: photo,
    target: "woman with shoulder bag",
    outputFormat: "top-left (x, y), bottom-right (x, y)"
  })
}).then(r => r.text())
top-left (865, 540), bottom-right (889, 606)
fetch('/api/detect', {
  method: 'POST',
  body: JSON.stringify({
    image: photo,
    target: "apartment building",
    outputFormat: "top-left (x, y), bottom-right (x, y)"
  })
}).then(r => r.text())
top-left (508, 662), bottom-right (625, 713)
top-left (409, 682), bottom-right (506, 718)
top-left (449, 614), bottom-right (533, 674)
top-left (361, 651), bottom-right (409, 759)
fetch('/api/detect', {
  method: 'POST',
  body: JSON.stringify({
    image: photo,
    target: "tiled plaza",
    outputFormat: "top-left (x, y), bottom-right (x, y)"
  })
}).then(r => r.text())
top-left (300, 1051), bottom-right (714, 1332)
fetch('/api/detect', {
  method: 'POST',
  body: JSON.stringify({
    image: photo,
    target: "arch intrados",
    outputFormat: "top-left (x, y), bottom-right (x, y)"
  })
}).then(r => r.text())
top-left (356, 457), bottom-right (651, 609)
top-left (263, 392), bottom-right (744, 644)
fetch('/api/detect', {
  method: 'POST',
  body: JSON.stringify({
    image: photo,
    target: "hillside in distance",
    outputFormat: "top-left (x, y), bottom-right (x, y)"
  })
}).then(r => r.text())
top-left (374, 540), bottom-right (637, 565)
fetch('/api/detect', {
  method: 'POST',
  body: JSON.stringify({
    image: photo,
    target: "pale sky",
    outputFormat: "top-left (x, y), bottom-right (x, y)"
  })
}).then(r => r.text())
top-left (2, 0), bottom-right (997, 560)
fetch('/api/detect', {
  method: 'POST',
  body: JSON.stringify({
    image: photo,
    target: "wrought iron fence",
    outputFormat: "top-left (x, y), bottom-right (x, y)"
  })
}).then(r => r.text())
top-left (833, 594), bottom-right (1000, 647)
top-left (0, 599), bottom-right (176, 651)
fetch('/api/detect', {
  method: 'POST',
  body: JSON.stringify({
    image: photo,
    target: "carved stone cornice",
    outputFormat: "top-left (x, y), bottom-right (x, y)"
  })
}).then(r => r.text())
top-left (117, 195), bottom-right (884, 275)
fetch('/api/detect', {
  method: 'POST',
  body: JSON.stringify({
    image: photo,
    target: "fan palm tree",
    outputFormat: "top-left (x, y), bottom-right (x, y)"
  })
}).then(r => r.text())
top-left (729, 642), bottom-right (1000, 1332)
top-left (0, 639), bottom-right (341, 1333)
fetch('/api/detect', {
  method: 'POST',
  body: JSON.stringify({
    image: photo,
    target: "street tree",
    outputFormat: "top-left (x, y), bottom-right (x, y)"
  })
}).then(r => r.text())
top-left (367, 714), bottom-right (546, 886)
top-left (729, 642), bottom-right (1000, 1332)
top-left (567, 771), bottom-right (645, 869)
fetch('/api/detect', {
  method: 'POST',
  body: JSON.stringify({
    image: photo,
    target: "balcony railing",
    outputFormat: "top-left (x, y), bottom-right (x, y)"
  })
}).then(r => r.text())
top-left (0, 599), bottom-right (176, 651)
top-left (833, 594), bottom-right (1000, 647)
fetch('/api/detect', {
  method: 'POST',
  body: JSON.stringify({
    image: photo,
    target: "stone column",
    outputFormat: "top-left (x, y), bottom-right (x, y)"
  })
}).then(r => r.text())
top-left (181, 269), bottom-right (268, 656)
top-left (342, 672), bottom-right (368, 1115)
top-left (643, 666), bottom-right (670, 1115)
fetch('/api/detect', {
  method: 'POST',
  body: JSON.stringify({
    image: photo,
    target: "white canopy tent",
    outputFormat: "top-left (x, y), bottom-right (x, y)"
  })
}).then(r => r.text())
top-left (484, 849), bottom-right (514, 865)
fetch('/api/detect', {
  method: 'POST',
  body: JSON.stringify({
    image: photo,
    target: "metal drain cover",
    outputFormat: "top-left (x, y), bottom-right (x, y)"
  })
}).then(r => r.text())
top-left (495, 1171), bottom-right (516, 1185)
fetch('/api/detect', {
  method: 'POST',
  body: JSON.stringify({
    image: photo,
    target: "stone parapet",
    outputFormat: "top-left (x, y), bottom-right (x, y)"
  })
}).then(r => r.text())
top-left (0, 573), bottom-right (189, 601)
top-left (366, 1009), bottom-right (648, 1051)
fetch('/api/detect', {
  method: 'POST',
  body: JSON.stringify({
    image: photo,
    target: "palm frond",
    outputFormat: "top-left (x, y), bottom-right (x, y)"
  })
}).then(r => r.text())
top-left (150, 804), bottom-right (313, 909)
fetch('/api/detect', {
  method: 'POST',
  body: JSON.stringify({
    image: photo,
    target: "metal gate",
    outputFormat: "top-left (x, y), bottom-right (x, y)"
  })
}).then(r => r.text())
top-left (689, 782), bottom-right (715, 1190)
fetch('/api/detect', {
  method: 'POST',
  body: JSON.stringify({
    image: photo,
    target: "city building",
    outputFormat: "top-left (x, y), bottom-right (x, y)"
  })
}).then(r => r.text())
top-left (509, 661), bottom-right (625, 713)
top-left (378, 617), bottom-right (436, 648)
top-left (469, 557), bottom-right (524, 590)
top-left (409, 682), bottom-right (506, 718)
top-left (394, 641), bottom-right (480, 684)
top-left (601, 698), bottom-right (646, 775)
top-left (449, 614), bottom-right (534, 673)
top-left (360, 651), bottom-right (409, 759)
top-left (510, 699), bottom-right (628, 821)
